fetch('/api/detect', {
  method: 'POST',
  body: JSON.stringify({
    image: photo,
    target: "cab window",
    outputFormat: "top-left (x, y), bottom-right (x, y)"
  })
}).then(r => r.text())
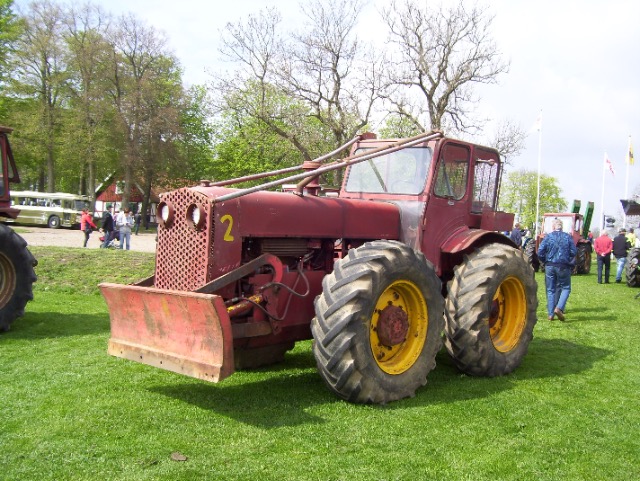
top-left (434, 143), bottom-right (469, 200)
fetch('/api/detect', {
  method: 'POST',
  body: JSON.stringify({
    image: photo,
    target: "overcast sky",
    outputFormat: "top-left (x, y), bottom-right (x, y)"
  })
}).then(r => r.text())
top-left (17, 0), bottom-right (640, 228)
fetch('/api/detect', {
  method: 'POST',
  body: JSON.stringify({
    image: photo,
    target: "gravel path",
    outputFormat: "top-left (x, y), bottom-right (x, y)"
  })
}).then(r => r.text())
top-left (15, 225), bottom-right (158, 253)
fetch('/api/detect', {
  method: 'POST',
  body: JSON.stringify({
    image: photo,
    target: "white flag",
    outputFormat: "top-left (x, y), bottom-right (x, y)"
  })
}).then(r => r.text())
top-left (533, 111), bottom-right (542, 132)
top-left (605, 154), bottom-right (615, 176)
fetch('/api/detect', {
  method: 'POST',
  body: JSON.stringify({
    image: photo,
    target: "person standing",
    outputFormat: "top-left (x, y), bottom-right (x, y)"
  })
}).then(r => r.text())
top-left (537, 218), bottom-right (577, 321)
top-left (134, 211), bottom-right (142, 235)
top-left (115, 207), bottom-right (134, 250)
top-left (612, 228), bottom-right (632, 283)
top-left (80, 208), bottom-right (97, 248)
top-left (509, 222), bottom-right (522, 248)
top-left (100, 204), bottom-right (115, 248)
top-left (593, 231), bottom-right (613, 284)
top-left (626, 227), bottom-right (637, 248)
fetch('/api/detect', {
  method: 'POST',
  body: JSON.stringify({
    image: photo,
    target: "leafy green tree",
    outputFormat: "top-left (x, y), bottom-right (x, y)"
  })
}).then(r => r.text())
top-left (172, 85), bottom-right (214, 182)
top-left (104, 13), bottom-right (184, 207)
top-left (0, 0), bottom-right (22, 117)
top-left (61, 3), bottom-right (117, 200)
top-left (9, 0), bottom-right (68, 192)
top-left (499, 169), bottom-right (567, 231)
top-left (209, 108), bottom-right (305, 186)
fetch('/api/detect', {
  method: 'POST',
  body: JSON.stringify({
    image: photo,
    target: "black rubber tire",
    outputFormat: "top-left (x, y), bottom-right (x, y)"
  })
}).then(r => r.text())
top-left (48, 215), bottom-right (61, 229)
top-left (574, 243), bottom-right (592, 275)
top-left (444, 243), bottom-right (537, 377)
top-left (626, 247), bottom-right (640, 287)
top-left (0, 223), bottom-right (37, 332)
top-left (523, 239), bottom-right (539, 272)
top-left (311, 240), bottom-right (444, 404)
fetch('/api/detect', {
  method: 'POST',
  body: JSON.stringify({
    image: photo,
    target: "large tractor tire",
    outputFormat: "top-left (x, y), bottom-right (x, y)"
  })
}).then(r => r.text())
top-left (626, 247), bottom-right (640, 287)
top-left (574, 242), bottom-right (592, 275)
top-left (523, 239), bottom-right (539, 272)
top-left (0, 223), bottom-right (37, 332)
top-left (311, 240), bottom-right (444, 404)
top-left (444, 243), bottom-right (537, 377)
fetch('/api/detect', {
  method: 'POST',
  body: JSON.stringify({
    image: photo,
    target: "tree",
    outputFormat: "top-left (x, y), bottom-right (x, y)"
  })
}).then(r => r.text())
top-left (215, 0), bottom-right (381, 165)
top-left (171, 84), bottom-right (214, 182)
top-left (487, 118), bottom-right (527, 164)
top-left (499, 169), bottom-right (567, 231)
top-left (10, 0), bottom-right (67, 192)
top-left (0, 0), bottom-right (22, 116)
top-left (61, 3), bottom-right (116, 201)
top-left (104, 13), bottom-right (184, 208)
top-left (380, 0), bottom-right (525, 158)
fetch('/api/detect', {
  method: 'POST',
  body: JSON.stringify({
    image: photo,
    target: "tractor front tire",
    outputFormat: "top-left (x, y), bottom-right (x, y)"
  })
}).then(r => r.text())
top-left (0, 224), bottom-right (37, 332)
top-left (574, 243), bottom-right (592, 275)
top-left (523, 239), bottom-right (539, 272)
top-left (312, 240), bottom-right (444, 404)
top-left (444, 244), bottom-right (537, 377)
top-left (626, 247), bottom-right (640, 287)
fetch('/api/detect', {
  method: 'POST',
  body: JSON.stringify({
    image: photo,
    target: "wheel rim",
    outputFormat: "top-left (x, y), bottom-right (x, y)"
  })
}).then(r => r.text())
top-left (370, 280), bottom-right (428, 374)
top-left (0, 251), bottom-right (17, 309)
top-left (488, 275), bottom-right (527, 352)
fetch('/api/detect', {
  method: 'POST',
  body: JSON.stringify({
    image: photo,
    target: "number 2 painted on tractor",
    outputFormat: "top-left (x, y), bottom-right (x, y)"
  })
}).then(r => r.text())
top-left (221, 214), bottom-right (234, 241)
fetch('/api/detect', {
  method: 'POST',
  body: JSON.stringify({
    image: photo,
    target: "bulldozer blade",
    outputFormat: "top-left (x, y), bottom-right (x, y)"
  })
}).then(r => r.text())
top-left (100, 283), bottom-right (235, 383)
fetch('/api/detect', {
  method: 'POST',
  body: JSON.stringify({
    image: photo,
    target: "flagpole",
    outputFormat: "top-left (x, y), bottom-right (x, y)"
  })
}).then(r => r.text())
top-left (624, 135), bottom-right (631, 228)
top-left (600, 152), bottom-right (606, 231)
top-left (534, 109), bottom-right (542, 236)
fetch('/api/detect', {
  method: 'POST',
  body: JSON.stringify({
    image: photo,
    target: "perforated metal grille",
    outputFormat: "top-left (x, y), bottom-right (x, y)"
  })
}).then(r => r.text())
top-left (154, 188), bottom-right (211, 291)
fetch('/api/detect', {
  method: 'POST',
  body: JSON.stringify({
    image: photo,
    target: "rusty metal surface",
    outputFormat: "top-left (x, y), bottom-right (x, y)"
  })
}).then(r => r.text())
top-left (155, 189), bottom-right (211, 291)
top-left (101, 282), bottom-right (235, 383)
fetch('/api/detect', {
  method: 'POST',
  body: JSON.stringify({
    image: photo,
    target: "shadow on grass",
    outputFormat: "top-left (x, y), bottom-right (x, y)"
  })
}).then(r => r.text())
top-left (150, 351), bottom-right (332, 428)
top-left (4, 311), bottom-right (109, 339)
top-left (149, 337), bottom-right (612, 425)
top-left (555, 306), bottom-right (622, 323)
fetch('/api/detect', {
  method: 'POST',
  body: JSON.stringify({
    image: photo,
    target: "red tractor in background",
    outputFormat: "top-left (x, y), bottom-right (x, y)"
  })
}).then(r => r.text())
top-left (0, 126), bottom-right (37, 331)
top-left (101, 131), bottom-right (538, 404)
top-left (523, 200), bottom-right (594, 275)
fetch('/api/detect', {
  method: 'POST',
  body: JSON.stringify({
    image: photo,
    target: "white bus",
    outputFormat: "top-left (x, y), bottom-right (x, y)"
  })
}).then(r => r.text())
top-left (5, 190), bottom-right (90, 228)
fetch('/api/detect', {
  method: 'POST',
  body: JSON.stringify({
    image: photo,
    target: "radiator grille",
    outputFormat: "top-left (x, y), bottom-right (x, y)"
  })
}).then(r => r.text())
top-left (154, 188), bottom-right (211, 291)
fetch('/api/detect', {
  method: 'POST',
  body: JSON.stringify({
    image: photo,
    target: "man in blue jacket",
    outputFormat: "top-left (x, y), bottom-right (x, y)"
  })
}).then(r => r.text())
top-left (538, 218), bottom-right (577, 321)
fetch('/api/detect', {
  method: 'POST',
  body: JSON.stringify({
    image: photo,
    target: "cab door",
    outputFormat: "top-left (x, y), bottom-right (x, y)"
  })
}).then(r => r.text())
top-left (421, 141), bottom-right (471, 274)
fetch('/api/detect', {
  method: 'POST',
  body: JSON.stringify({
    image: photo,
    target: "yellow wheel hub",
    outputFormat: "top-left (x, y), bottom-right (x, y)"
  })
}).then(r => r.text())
top-left (0, 251), bottom-right (16, 309)
top-left (489, 276), bottom-right (527, 352)
top-left (369, 280), bottom-right (428, 374)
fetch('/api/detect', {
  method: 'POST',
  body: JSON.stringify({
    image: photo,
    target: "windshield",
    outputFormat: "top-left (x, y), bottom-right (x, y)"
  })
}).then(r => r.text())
top-left (543, 215), bottom-right (577, 234)
top-left (344, 147), bottom-right (432, 194)
top-left (74, 199), bottom-right (90, 211)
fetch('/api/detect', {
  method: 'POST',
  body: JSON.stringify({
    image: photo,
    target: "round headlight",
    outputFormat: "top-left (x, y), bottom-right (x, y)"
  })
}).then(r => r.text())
top-left (161, 204), bottom-right (170, 222)
top-left (191, 206), bottom-right (201, 225)
top-left (186, 203), bottom-right (206, 230)
top-left (157, 201), bottom-right (174, 227)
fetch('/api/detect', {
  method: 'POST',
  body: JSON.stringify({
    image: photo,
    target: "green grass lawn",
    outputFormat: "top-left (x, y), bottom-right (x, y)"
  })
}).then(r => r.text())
top-left (1, 247), bottom-right (639, 481)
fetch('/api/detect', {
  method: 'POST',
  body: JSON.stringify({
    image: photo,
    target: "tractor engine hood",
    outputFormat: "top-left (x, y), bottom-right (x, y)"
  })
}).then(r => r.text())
top-left (200, 186), bottom-right (401, 239)
top-left (152, 185), bottom-right (402, 293)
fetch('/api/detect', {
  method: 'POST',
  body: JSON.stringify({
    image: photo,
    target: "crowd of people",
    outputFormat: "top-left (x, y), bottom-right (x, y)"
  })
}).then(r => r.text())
top-left (508, 221), bottom-right (638, 322)
top-left (81, 204), bottom-right (145, 250)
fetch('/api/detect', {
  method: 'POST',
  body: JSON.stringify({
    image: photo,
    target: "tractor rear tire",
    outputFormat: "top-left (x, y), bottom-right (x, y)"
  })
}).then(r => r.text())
top-left (523, 239), bottom-right (539, 272)
top-left (626, 247), bottom-right (640, 287)
top-left (444, 243), bottom-right (537, 377)
top-left (0, 224), bottom-right (37, 332)
top-left (312, 240), bottom-right (444, 404)
top-left (574, 243), bottom-right (592, 275)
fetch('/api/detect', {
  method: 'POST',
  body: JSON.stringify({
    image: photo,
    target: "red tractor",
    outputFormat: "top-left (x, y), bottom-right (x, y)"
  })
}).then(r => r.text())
top-left (523, 200), bottom-right (594, 275)
top-left (101, 131), bottom-right (538, 404)
top-left (0, 126), bottom-right (37, 331)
